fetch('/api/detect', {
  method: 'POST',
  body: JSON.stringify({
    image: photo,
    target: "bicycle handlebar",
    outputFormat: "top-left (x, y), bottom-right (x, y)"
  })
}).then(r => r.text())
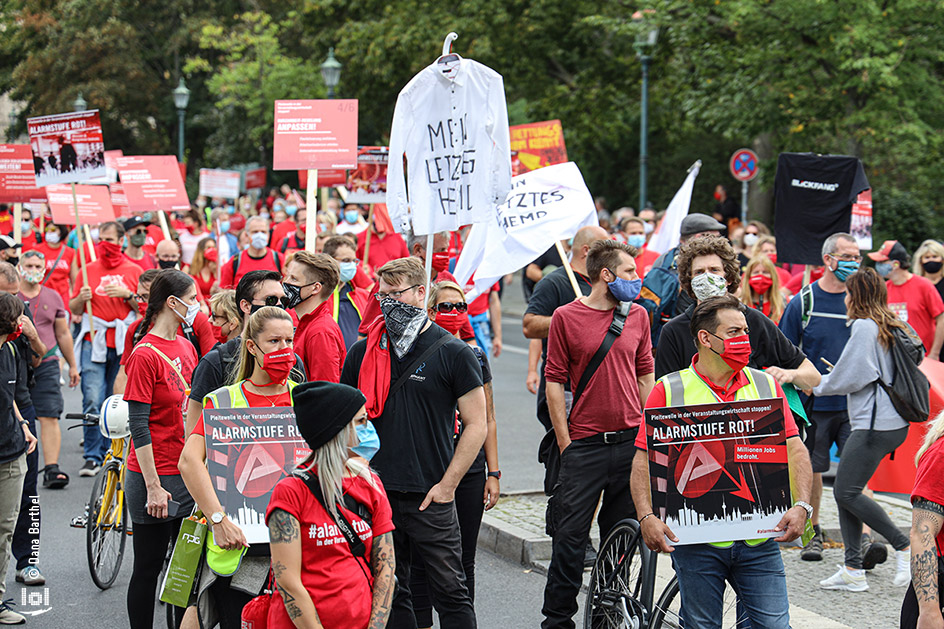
top-left (65, 412), bottom-right (101, 429)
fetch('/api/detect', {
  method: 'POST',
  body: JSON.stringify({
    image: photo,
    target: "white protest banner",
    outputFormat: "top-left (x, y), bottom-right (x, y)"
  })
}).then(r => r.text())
top-left (646, 160), bottom-right (701, 255)
top-left (453, 161), bottom-right (597, 301)
top-left (199, 168), bottom-right (241, 199)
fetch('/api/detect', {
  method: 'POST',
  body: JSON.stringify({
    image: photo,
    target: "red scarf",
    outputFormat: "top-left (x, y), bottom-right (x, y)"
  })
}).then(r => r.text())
top-left (358, 317), bottom-right (391, 420)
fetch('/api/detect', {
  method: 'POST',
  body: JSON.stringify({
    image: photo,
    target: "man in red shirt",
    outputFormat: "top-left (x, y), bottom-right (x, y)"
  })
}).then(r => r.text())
top-left (121, 216), bottom-right (157, 271)
top-left (270, 203), bottom-right (298, 248)
top-left (284, 251), bottom-right (345, 382)
top-left (355, 206), bottom-right (409, 275)
top-left (870, 239), bottom-right (944, 357)
top-left (68, 220), bottom-right (142, 476)
top-left (541, 240), bottom-right (654, 628)
top-left (219, 216), bottom-right (284, 289)
top-left (276, 207), bottom-right (307, 256)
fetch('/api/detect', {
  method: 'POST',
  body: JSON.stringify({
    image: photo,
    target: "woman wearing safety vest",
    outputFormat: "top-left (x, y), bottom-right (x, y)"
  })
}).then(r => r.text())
top-left (122, 269), bottom-right (200, 629)
top-left (178, 305), bottom-right (299, 628)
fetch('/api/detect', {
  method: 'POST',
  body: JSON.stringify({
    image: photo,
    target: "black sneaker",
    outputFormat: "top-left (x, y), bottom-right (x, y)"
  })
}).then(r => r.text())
top-left (584, 541), bottom-right (598, 570)
top-left (801, 531), bottom-right (823, 561)
top-left (861, 534), bottom-right (888, 570)
top-left (79, 460), bottom-right (100, 477)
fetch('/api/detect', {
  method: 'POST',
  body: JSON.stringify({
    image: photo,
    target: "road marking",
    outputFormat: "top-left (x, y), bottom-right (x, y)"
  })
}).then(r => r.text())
top-left (502, 344), bottom-right (530, 356)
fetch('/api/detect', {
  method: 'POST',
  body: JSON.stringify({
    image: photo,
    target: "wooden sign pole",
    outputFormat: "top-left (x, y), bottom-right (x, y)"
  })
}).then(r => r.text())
top-left (305, 169), bottom-right (318, 252)
top-left (71, 183), bottom-right (95, 340)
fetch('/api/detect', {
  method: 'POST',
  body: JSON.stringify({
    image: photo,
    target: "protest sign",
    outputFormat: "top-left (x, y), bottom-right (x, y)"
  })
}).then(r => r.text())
top-left (850, 189), bottom-right (872, 251)
top-left (453, 162), bottom-right (597, 301)
top-left (646, 161), bottom-right (701, 255)
top-left (509, 120), bottom-right (567, 175)
top-left (27, 110), bottom-right (106, 187)
top-left (83, 149), bottom-right (124, 185)
top-left (244, 167), bottom-right (267, 191)
top-left (203, 407), bottom-right (311, 544)
top-left (199, 168), bottom-right (241, 199)
top-left (0, 144), bottom-right (46, 204)
top-left (273, 99), bottom-right (358, 170)
top-left (114, 155), bottom-right (190, 213)
top-left (344, 146), bottom-right (388, 203)
top-left (299, 168), bottom-right (345, 189)
top-left (645, 398), bottom-right (791, 546)
top-left (109, 182), bottom-right (130, 218)
top-left (46, 184), bottom-right (116, 225)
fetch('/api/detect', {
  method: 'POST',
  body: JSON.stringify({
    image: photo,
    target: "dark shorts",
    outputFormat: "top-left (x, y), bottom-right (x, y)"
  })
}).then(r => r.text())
top-left (803, 409), bottom-right (851, 473)
top-left (126, 470), bottom-right (195, 525)
top-left (31, 359), bottom-right (63, 419)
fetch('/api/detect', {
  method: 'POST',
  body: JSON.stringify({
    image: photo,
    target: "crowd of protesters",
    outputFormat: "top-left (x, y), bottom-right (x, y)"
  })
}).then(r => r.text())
top-left (0, 184), bottom-right (939, 629)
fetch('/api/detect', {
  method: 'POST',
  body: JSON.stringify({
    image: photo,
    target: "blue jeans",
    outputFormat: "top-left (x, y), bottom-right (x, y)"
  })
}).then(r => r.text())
top-left (469, 311), bottom-right (490, 357)
top-left (671, 539), bottom-right (789, 629)
top-left (79, 341), bottom-right (119, 464)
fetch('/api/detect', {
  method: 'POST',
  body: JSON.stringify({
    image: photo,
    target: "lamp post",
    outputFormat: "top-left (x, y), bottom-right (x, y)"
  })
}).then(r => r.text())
top-left (633, 10), bottom-right (658, 212)
top-left (320, 48), bottom-right (342, 99)
top-left (73, 92), bottom-right (88, 112)
top-left (173, 77), bottom-right (191, 163)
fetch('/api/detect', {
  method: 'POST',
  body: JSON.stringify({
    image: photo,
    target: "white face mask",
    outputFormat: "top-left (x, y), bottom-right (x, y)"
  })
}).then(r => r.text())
top-left (743, 233), bottom-right (759, 247)
top-left (690, 271), bottom-right (728, 301)
top-left (250, 232), bottom-right (268, 250)
top-left (172, 296), bottom-right (200, 327)
top-left (643, 222), bottom-right (654, 235)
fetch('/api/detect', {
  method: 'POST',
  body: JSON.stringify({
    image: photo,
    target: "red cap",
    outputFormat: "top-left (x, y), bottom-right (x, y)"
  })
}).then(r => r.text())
top-left (867, 240), bottom-right (908, 263)
top-left (228, 213), bottom-right (246, 233)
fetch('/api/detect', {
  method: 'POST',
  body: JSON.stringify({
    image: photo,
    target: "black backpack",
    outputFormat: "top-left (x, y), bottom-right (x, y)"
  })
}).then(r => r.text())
top-left (875, 325), bottom-right (930, 423)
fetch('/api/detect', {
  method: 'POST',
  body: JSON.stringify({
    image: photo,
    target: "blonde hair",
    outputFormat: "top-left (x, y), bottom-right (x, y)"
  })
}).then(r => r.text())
top-left (189, 237), bottom-right (216, 276)
top-left (209, 289), bottom-right (240, 329)
top-left (427, 281), bottom-right (466, 309)
top-left (377, 256), bottom-right (426, 288)
top-left (232, 306), bottom-right (294, 384)
top-left (916, 409), bottom-right (944, 464)
top-left (739, 255), bottom-right (785, 323)
top-left (751, 235), bottom-right (777, 259)
top-left (912, 239), bottom-right (944, 276)
top-left (298, 423), bottom-right (376, 519)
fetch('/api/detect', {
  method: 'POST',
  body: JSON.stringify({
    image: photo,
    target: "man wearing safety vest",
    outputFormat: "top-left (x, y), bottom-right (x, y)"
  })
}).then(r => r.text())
top-left (631, 294), bottom-right (814, 629)
top-left (323, 236), bottom-right (370, 351)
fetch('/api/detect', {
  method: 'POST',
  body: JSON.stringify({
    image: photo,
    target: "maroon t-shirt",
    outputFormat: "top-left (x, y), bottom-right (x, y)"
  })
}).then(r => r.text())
top-left (545, 300), bottom-right (654, 439)
top-left (19, 287), bottom-right (67, 363)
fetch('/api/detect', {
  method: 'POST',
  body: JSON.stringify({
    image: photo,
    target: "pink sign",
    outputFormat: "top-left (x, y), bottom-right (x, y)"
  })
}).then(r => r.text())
top-left (199, 168), bottom-right (241, 199)
top-left (109, 182), bottom-right (131, 218)
top-left (273, 100), bottom-right (358, 170)
top-left (114, 155), bottom-right (191, 212)
top-left (27, 110), bottom-right (106, 187)
top-left (245, 167), bottom-right (266, 190)
top-left (46, 184), bottom-right (116, 225)
top-left (298, 168), bottom-right (346, 190)
top-left (0, 144), bottom-right (46, 204)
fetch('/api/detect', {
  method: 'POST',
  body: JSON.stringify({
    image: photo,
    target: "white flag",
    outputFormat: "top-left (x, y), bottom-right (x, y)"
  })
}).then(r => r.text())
top-left (645, 160), bottom-right (702, 255)
top-left (454, 162), bottom-right (597, 301)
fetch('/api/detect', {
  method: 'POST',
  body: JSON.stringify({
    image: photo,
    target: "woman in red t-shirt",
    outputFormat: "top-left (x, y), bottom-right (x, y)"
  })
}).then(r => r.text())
top-left (189, 237), bottom-right (218, 301)
top-left (738, 255), bottom-right (785, 324)
top-left (265, 381), bottom-right (395, 629)
top-left (122, 269), bottom-right (200, 629)
top-left (178, 306), bottom-right (299, 627)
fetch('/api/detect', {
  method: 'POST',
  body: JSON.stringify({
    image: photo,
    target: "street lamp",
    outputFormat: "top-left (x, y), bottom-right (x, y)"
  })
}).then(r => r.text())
top-left (73, 92), bottom-right (88, 112)
top-left (173, 77), bottom-right (191, 163)
top-left (633, 10), bottom-right (659, 212)
top-left (7, 109), bottom-right (17, 142)
top-left (320, 48), bottom-right (342, 99)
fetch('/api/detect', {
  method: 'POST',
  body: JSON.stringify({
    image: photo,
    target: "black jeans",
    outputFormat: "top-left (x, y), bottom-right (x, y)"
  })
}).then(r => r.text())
top-left (410, 467), bottom-right (487, 626)
top-left (12, 405), bottom-right (39, 571)
top-left (542, 438), bottom-right (637, 629)
top-left (128, 518), bottom-right (184, 629)
top-left (387, 491), bottom-right (476, 629)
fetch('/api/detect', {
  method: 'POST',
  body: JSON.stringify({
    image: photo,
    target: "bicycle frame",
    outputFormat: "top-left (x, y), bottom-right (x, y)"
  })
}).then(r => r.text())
top-left (96, 437), bottom-right (127, 530)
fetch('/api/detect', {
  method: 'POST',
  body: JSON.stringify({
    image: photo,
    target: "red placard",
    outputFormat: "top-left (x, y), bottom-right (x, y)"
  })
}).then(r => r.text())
top-left (273, 100), bottom-right (358, 170)
top-left (109, 182), bottom-right (131, 218)
top-left (244, 167), bottom-right (267, 190)
top-left (46, 184), bottom-right (116, 225)
top-left (27, 110), bottom-right (106, 187)
top-left (298, 168), bottom-right (346, 189)
top-left (0, 144), bottom-right (46, 204)
top-left (114, 155), bottom-right (191, 212)
top-left (509, 120), bottom-right (568, 176)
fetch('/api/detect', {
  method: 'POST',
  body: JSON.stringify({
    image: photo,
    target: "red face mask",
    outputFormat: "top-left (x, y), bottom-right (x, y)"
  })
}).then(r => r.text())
top-left (137, 300), bottom-right (147, 316)
top-left (713, 191), bottom-right (722, 201)
top-left (211, 324), bottom-right (228, 344)
top-left (99, 240), bottom-right (124, 269)
top-left (431, 252), bottom-right (450, 273)
top-left (203, 248), bottom-right (218, 263)
top-left (434, 310), bottom-right (467, 336)
top-left (6, 322), bottom-right (22, 342)
top-left (767, 252), bottom-right (778, 265)
top-left (253, 347), bottom-right (294, 385)
top-left (748, 274), bottom-right (773, 295)
top-left (710, 332), bottom-right (751, 372)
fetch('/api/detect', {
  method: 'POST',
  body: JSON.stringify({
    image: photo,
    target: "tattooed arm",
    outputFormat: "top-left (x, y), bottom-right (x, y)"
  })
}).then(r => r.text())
top-left (368, 532), bottom-right (395, 629)
top-left (269, 509), bottom-right (323, 629)
top-left (911, 498), bottom-right (944, 626)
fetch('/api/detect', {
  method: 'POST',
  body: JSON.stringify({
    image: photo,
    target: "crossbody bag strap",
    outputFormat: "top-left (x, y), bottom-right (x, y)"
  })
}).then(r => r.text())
top-left (386, 332), bottom-right (453, 401)
top-left (39, 246), bottom-right (67, 290)
top-left (572, 301), bottom-right (631, 410)
top-left (132, 342), bottom-right (188, 389)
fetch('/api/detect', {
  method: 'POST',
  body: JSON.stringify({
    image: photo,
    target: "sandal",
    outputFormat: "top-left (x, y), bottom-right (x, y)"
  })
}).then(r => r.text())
top-left (42, 464), bottom-right (69, 489)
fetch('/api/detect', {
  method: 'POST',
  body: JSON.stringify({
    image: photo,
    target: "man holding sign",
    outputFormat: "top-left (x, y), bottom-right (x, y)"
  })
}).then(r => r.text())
top-left (631, 295), bottom-right (813, 629)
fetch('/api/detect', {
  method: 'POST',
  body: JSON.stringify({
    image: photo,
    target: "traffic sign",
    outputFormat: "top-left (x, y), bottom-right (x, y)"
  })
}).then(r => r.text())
top-left (729, 149), bottom-right (759, 182)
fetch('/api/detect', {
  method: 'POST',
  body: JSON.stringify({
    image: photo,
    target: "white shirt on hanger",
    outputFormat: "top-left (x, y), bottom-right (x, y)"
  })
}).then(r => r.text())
top-left (387, 57), bottom-right (512, 236)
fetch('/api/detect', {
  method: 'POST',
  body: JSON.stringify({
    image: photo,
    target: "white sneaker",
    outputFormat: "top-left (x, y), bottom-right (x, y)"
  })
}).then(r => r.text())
top-left (893, 549), bottom-right (911, 587)
top-left (0, 601), bottom-right (25, 625)
top-left (819, 565), bottom-right (869, 591)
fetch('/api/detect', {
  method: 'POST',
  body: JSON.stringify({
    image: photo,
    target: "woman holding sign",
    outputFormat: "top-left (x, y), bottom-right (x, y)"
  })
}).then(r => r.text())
top-left (178, 306), bottom-right (300, 628)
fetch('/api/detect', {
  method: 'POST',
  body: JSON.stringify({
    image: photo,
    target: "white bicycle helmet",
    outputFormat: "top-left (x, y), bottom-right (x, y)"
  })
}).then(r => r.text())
top-left (99, 395), bottom-right (130, 440)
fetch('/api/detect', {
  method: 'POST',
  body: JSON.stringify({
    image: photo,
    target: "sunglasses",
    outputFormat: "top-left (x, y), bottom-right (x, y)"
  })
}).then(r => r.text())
top-left (256, 295), bottom-right (282, 307)
top-left (435, 301), bottom-right (468, 314)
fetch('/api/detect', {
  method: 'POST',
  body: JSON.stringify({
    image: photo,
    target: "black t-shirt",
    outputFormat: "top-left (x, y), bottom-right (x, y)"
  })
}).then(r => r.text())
top-left (465, 345), bottom-right (492, 474)
top-left (189, 336), bottom-right (308, 403)
top-left (522, 245), bottom-right (565, 302)
top-left (773, 153), bottom-right (870, 265)
top-left (0, 342), bottom-right (26, 463)
top-left (654, 304), bottom-right (807, 379)
top-left (716, 198), bottom-right (740, 223)
top-left (340, 324), bottom-right (483, 493)
top-left (337, 284), bottom-right (361, 351)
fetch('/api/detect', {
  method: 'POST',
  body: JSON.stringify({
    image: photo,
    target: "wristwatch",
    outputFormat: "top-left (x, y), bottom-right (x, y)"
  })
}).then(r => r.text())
top-left (487, 471), bottom-right (502, 480)
top-left (210, 511), bottom-right (226, 525)
top-left (794, 501), bottom-right (814, 520)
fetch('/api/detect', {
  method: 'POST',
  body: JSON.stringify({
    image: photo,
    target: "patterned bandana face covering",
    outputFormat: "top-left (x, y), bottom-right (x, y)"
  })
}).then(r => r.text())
top-left (380, 298), bottom-right (428, 359)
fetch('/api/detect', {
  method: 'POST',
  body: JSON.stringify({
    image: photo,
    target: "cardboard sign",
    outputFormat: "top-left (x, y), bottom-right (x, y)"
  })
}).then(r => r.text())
top-left (244, 167), bottom-right (267, 191)
top-left (114, 155), bottom-right (190, 213)
top-left (645, 398), bottom-right (791, 546)
top-left (27, 110), bottom-right (106, 187)
top-left (199, 168), bottom-right (241, 199)
top-left (46, 184), bottom-right (116, 225)
top-left (109, 182), bottom-right (131, 218)
top-left (850, 189), bottom-right (872, 251)
top-left (298, 168), bottom-right (346, 189)
top-left (204, 407), bottom-right (311, 544)
top-left (273, 99), bottom-right (358, 170)
top-left (344, 146), bottom-right (388, 203)
top-left (509, 120), bottom-right (568, 176)
top-left (0, 144), bottom-right (46, 204)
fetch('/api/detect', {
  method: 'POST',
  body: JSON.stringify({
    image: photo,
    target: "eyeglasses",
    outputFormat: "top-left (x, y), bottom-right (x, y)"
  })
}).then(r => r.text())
top-left (435, 301), bottom-right (468, 314)
top-left (375, 284), bottom-right (420, 301)
top-left (828, 254), bottom-right (863, 262)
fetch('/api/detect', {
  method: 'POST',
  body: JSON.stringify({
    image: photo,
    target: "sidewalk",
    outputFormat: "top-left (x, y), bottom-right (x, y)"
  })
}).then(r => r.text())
top-left (479, 487), bottom-right (913, 628)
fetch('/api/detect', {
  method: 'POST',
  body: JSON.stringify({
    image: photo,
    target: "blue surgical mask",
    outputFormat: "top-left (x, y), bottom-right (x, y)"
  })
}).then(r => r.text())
top-left (875, 261), bottom-right (894, 278)
top-left (250, 232), bottom-right (268, 250)
top-left (21, 221), bottom-right (31, 233)
top-left (607, 275), bottom-right (642, 302)
top-left (219, 220), bottom-right (230, 234)
top-left (286, 205), bottom-right (297, 217)
top-left (344, 210), bottom-right (360, 224)
top-left (338, 261), bottom-right (358, 283)
top-left (626, 234), bottom-right (646, 249)
top-left (226, 205), bottom-right (236, 215)
top-left (832, 259), bottom-right (859, 282)
top-left (352, 421), bottom-right (380, 461)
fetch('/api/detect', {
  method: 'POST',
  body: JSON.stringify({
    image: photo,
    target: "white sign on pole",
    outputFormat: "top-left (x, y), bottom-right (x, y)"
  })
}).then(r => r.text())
top-left (199, 168), bottom-right (241, 199)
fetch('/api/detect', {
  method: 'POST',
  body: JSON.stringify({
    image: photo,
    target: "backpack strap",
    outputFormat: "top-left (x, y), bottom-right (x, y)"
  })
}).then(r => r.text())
top-left (231, 251), bottom-right (241, 277)
top-left (799, 284), bottom-right (814, 332)
top-left (273, 250), bottom-right (282, 272)
top-left (387, 333), bottom-right (453, 401)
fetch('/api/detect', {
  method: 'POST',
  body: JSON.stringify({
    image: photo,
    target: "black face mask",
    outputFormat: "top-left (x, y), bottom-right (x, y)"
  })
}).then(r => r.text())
top-left (158, 260), bottom-right (178, 270)
top-left (922, 260), bottom-right (943, 274)
top-left (7, 257), bottom-right (18, 267)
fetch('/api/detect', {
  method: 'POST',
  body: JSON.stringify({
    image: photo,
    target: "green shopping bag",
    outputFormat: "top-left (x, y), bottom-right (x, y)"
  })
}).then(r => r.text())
top-left (159, 512), bottom-right (207, 608)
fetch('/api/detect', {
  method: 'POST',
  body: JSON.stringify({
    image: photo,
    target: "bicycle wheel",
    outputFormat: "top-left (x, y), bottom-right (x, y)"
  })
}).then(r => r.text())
top-left (86, 460), bottom-right (127, 589)
top-left (650, 574), bottom-right (750, 628)
top-left (584, 519), bottom-right (647, 629)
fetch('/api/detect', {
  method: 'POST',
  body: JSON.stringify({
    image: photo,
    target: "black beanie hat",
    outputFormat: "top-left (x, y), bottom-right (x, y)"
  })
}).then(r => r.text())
top-left (292, 381), bottom-right (367, 450)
